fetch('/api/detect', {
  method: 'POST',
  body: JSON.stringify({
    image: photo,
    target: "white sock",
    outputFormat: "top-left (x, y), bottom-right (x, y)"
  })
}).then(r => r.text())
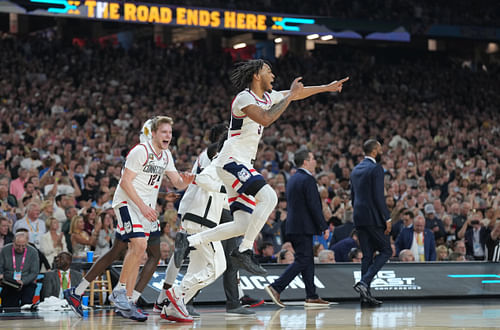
top-left (114, 282), bottom-right (126, 291)
top-left (132, 290), bottom-right (141, 303)
top-left (157, 287), bottom-right (167, 304)
top-left (75, 279), bottom-right (90, 296)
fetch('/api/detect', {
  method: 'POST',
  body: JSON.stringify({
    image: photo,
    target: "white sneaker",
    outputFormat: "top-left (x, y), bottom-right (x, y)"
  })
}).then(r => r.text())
top-left (161, 304), bottom-right (193, 323)
top-left (166, 287), bottom-right (190, 319)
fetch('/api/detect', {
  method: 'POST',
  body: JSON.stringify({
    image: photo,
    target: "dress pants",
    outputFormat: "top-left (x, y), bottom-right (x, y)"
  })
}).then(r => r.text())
top-left (356, 226), bottom-right (392, 286)
top-left (271, 234), bottom-right (318, 299)
top-left (1, 282), bottom-right (37, 307)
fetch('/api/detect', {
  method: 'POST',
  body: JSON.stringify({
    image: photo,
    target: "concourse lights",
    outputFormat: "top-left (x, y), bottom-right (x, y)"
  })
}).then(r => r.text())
top-left (306, 34), bottom-right (319, 40)
top-left (233, 42), bottom-right (246, 49)
top-left (274, 37), bottom-right (283, 43)
top-left (321, 35), bottom-right (334, 41)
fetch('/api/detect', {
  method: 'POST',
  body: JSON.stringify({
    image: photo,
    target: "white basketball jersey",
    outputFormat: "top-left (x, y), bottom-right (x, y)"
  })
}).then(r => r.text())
top-left (214, 88), bottom-right (284, 166)
top-left (112, 141), bottom-right (177, 209)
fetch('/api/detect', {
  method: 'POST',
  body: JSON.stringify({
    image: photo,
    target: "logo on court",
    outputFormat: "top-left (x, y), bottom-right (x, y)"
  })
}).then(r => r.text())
top-left (353, 270), bottom-right (421, 291)
top-left (237, 168), bottom-right (251, 182)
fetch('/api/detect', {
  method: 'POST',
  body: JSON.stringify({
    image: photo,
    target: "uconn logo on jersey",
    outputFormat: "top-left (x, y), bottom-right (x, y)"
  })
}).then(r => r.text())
top-left (143, 164), bottom-right (165, 175)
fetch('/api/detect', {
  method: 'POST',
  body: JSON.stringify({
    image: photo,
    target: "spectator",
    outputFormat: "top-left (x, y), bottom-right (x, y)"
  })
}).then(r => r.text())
top-left (53, 194), bottom-right (72, 225)
top-left (457, 211), bottom-right (488, 260)
top-left (0, 176), bottom-right (18, 208)
top-left (330, 230), bottom-right (360, 262)
top-left (10, 167), bottom-right (29, 202)
top-left (0, 216), bottom-right (14, 250)
top-left (317, 249), bottom-right (335, 263)
top-left (329, 210), bottom-right (354, 247)
top-left (424, 203), bottom-right (446, 245)
top-left (41, 251), bottom-right (83, 300)
top-left (485, 217), bottom-right (500, 262)
top-left (40, 217), bottom-right (68, 267)
top-left (94, 212), bottom-right (115, 257)
top-left (260, 210), bottom-right (283, 253)
top-left (39, 199), bottom-right (54, 223)
top-left (391, 209), bottom-right (414, 241)
top-left (436, 245), bottom-right (449, 261)
top-left (69, 215), bottom-right (98, 260)
top-left (277, 249), bottom-right (294, 264)
top-left (62, 206), bottom-right (78, 253)
top-left (82, 207), bottom-right (97, 237)
top-left (348, 248), bottom-right (363, 263)
top-left (159, 242), bottom-right (171, 265)
top-left (256, 242), bottom-right (277, 264)
top-left (0, 232), bottom-right (40, 307)
top-left (453, 240), bottom-right (467, 260)
top-left (13, 202), bottom-right (46, 249)
top-left (313, 243), bottom-right (324, 263)
top-left (399, 249), bottom-right (415, 262)
top-left (395, 215), bottom-right (436, 261)
top-left (448, 252), bottom-right (466, 261)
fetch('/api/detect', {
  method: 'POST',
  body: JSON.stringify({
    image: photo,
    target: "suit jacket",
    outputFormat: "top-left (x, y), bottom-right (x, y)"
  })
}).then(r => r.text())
top-left (329, 221), bottom-right (354, 248)
top-left (395, 227), bottom-right (437, 261)
top-left (331, 237), bottom-right (358, 262)
top-left (41, 269), bottom-right (83, 300)
top-left (350, 158), bottom-right (390, 228)
top-left (285, 169), bottom-right (328, 236)
top-left (464, 226), bottom-right (488, 257)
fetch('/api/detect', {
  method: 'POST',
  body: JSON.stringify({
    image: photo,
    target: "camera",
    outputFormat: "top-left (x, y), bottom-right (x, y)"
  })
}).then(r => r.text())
top-left (470, 220), bottom-right (480, 225)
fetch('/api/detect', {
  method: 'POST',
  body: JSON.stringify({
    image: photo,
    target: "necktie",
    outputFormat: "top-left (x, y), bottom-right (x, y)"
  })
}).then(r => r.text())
top-left (417, 233), bottom-right (425, 261)
top-left (62, 271), bottom-right (68, 290)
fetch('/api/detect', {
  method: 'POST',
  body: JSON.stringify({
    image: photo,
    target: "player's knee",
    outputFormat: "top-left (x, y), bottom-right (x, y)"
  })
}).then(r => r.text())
top-left (130, 237), bottom-right (148, 255)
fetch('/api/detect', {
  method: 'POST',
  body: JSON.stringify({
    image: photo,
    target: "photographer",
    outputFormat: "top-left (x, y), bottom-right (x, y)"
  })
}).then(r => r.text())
top-left (457, 211), bottom-right (488, 260)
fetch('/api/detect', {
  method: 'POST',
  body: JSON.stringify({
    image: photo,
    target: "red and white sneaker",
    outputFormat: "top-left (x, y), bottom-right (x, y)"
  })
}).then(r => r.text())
top-left (166, 287), bottom-right (190, 319)
top-left (160, 304), bottom-right (193, 323)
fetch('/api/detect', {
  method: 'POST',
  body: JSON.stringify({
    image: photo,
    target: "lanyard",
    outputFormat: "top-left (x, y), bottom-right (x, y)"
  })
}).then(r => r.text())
top-left (58, 270), bottom-right (71, 289)
top-left (12, 247), bottom-right (27, 272)
top-left (26, 218), bottom-right (39, 233)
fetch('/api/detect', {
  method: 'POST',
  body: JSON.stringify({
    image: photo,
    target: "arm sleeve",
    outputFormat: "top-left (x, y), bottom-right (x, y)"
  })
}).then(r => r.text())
top-left (373, 166), bottom-right (391, 221)
top-left (268, 89), bottom-right (285, 105)
top-left (304, 176), bottom-right (328, 231)
top-left (195, 164), bottom-right (225, 193)
top-left (124, 144), bottom-right (148, 173)
top-left (232, 92), bottom-right (255, 117)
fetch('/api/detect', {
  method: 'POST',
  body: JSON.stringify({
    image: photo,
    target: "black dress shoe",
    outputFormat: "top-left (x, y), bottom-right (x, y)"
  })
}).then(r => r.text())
top-left (353, 282), bottom-right (371, 300)
top-left (360, 296), bottom-right (383, 307)
top-left (173, 232), bottom-right (189, 268)
top-left (230, 249), bottom-right (267, 275)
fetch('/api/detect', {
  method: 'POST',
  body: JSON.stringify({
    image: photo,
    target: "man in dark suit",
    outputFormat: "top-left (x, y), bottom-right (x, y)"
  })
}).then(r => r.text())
top-left (395, 215), bottom-right (437, 261)
top-left (351, 139), bottom-right (392, 306)
top-left (41, 252), bottom-right (82, 300)
top-left (265, 149), bottom-right (329, 308)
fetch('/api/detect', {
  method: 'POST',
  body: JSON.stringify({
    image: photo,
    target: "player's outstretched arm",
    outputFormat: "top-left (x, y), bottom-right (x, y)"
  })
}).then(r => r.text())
top-left (282, 77), bottom-right (349, 101)
top-left (243, 77), bottom-right (304, 127)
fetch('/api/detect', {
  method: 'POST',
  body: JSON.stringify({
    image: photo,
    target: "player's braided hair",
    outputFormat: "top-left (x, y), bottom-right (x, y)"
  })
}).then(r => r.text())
top-left (230, 59), bottom-right (271, 91)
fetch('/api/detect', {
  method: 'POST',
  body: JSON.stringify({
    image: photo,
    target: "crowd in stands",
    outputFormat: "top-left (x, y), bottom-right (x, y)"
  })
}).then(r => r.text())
top-left (0, 31), bottom-right (499, 305)
top-left (156, 0), bottom-right (500, 28)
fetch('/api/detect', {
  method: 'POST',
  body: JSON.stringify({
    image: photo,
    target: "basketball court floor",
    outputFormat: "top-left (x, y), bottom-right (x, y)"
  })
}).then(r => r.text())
top-left (0, 298), bottom-right (499, 329)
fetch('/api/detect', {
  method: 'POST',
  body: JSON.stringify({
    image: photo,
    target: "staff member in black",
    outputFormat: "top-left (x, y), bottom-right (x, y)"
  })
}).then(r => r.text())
top-left (350, 139), bottom-right (392, 306)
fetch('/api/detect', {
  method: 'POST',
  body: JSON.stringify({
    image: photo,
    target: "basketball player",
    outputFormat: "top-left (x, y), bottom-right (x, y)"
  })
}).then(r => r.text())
top-left (174, 59), bottom-right (348, 275)
top-left (65, 116), bottom-right (194, 321)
